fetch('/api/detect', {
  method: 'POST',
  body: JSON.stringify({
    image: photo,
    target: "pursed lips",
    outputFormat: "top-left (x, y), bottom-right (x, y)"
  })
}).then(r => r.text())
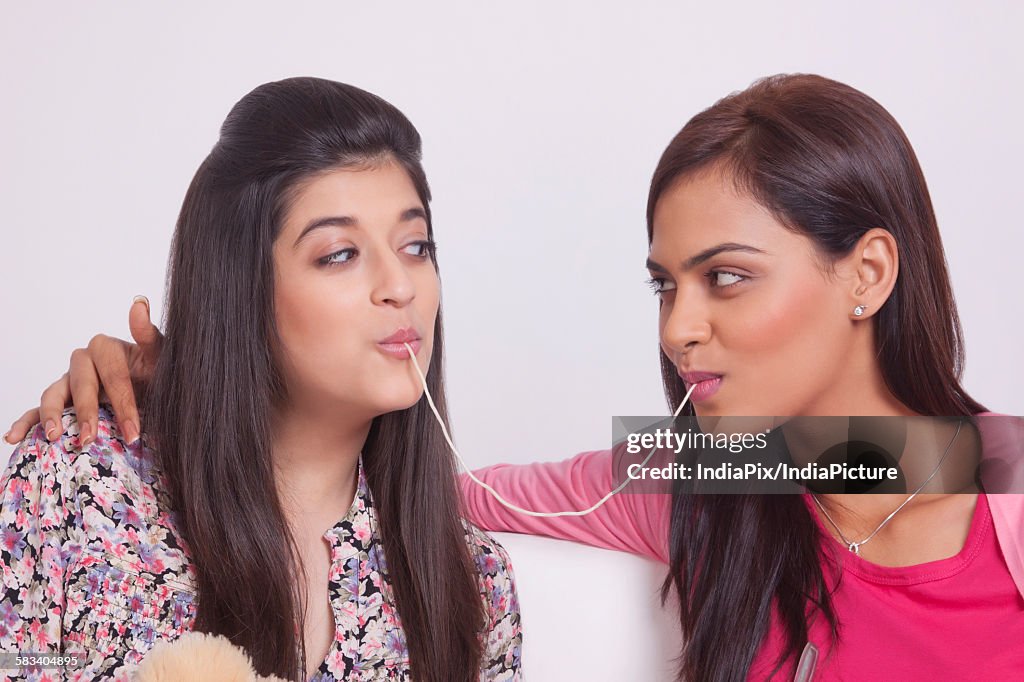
top-left (677, 370), bottom-right (724, 402)
top-left (378, 327), bottom-right (421, 358)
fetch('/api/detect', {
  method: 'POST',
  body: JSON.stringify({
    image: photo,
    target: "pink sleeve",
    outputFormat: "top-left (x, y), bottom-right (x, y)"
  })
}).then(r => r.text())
top-left (460, 449), bottom-right (671, 564)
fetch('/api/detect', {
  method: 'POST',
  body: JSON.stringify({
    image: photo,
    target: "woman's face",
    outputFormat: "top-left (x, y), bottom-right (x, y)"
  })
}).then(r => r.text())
top-left (648, 166), bottom-right (861, 418)
top-left (272, 160), bottom-right (439, 421)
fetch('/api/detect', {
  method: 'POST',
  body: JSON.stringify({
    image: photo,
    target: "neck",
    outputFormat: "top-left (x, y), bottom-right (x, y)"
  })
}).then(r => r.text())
top-left (801, 320), bottom-right (916, 418)
top-left (786, 334), bottom-right (979, 533)
top-left (271, 400), bottom-right (372, 528)
top-left (811, 417), bottom-right (978, 537)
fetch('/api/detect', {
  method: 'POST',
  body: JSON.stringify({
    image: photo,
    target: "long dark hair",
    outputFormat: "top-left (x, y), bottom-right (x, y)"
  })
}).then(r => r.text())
top-left (144, 77), bottom-right (484, 681)
top-left (647, 74), bottom-right (987, 681)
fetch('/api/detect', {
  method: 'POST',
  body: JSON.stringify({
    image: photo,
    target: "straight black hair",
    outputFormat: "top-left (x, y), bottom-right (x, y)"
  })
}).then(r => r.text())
top-left (647, 74), bottom-right (985, 681)
top-left (145, 77), bottom-right (484, 681)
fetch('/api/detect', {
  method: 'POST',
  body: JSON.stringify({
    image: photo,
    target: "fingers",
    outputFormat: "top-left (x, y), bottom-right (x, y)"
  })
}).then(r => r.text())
top-left (88, 332), bottom-right (141, 444)
top-left (68, 348), bottom-right (101, 448)
top-left (32, 371), bottom-right (73, 443)
top-left (4, 408), bottom-right (42, 445)
top-left (4, 300), bottom-right (159, 450)
top-left (129, 295), bottom-right (163, 365)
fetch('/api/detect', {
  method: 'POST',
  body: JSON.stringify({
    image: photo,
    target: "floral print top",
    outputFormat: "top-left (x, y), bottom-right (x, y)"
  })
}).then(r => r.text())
top-left (0, 407), bottom-right (522, 681)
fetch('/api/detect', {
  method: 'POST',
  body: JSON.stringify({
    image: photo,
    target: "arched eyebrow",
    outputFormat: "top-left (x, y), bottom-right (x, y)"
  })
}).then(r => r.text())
top-left (293, 207), bottom-right (427, 248)
top-left (646, 242), bottom-right (766, 273)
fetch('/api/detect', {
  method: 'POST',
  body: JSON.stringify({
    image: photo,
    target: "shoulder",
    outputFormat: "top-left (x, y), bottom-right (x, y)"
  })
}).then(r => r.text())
top-left (463, 522), bottom-right (520, 617)
top-left (464, 522), bottom-right (516, 577)
top-left (0, 412), bottom-right (80, 551)
top-left (3, 406), bottom-right (185, 572)
top-left (463, 523), bottom-right (523, 675)
top-left (5, 405), bottom-right (161, 500)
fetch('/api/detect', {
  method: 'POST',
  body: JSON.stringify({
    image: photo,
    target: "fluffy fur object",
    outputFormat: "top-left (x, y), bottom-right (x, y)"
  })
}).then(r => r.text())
top-left (134, 632), bottom-right (289, 682)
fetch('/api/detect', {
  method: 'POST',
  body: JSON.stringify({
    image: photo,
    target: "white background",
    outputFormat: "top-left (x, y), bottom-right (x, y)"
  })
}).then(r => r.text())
top-left (2, 3), bottom-right (1022, 679)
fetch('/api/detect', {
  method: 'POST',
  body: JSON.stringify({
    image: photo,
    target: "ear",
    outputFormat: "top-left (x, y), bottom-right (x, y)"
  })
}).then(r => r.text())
top-left (839, 227), bottom-right (899, 320)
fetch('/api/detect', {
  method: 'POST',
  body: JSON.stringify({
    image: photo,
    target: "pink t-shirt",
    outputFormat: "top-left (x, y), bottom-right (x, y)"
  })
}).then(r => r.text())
top-left (462, 450), bottom-right (1024, 680)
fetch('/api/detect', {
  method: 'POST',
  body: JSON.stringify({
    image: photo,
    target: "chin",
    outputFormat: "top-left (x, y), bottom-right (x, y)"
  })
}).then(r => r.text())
top-left (692, 399), bottom-right (726, 417)
top-left (373, 385), bottom-right (426, 416)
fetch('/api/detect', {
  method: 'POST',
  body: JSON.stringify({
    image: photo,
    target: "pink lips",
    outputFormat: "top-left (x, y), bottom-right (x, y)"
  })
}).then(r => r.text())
top-left (678, 371), bottom-right (724, 402)
top-left (378, 327), bottom-right (421, 359)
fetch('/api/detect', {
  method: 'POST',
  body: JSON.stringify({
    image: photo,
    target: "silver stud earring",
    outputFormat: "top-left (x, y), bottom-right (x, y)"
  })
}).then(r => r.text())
top-left (853, 305), bottom-right (867, 317)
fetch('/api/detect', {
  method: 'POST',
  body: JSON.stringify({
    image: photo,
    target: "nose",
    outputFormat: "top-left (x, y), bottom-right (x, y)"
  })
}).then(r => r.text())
top-left (370, 249), bottom-right (416, 307)
top-left (660, 294), bottom-right (712, 358)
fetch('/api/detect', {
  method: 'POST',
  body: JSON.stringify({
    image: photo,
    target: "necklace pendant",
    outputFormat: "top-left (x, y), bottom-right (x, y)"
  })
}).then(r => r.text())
top-left (848, 542), bottom-right (860, 555)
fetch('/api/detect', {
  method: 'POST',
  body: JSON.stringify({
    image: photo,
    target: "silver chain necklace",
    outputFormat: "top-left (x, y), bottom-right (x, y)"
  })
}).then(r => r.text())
top-left (811, 419), bottom-right (964, 555)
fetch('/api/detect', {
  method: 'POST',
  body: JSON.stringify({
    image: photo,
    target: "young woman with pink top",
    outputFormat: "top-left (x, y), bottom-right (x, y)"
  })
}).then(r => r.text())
top-left (6, 74), bottom-right (1023, 680)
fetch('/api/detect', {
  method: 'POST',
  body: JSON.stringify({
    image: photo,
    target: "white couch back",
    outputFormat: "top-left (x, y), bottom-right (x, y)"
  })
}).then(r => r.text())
top-left (493, 533), bottom-right (682, 681)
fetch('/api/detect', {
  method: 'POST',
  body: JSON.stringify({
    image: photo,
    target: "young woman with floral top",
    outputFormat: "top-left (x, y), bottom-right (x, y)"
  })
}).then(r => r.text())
top-left (0, 77), bottom-right (521, 682)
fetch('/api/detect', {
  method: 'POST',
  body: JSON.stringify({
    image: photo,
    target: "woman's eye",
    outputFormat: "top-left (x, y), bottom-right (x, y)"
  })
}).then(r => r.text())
top-left (646, 277), bottom-right (677, 295)
top-left (402, 240), bottom-right (435, 258)
top-left (319, 248), bottom-right (357, 266)
top-left (707, 271), bottom-right (745, 288)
